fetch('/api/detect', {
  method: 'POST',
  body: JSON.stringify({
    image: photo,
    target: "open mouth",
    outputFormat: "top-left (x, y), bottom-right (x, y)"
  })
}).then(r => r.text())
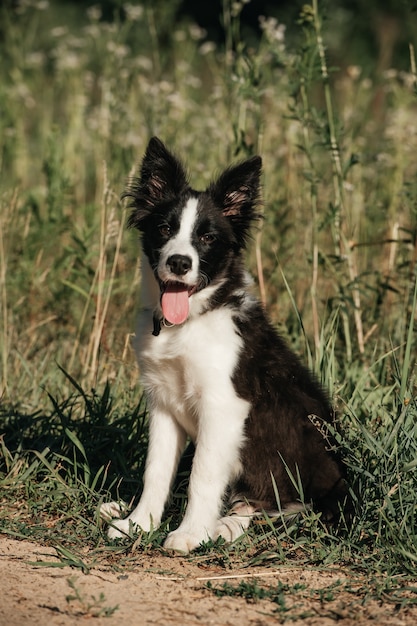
top-left (160, 281), bottom-right (197, 325)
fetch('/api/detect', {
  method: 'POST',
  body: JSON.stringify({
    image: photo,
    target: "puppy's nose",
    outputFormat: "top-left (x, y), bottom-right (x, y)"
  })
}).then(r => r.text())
top-left (167, 254), bottom-right (192, 276)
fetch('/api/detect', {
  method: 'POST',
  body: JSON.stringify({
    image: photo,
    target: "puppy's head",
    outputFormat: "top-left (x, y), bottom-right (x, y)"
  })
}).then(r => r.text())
top-left (124, 137), bottom-right (262, 324)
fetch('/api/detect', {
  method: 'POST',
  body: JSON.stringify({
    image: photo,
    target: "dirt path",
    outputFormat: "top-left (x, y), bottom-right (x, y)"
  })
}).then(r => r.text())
top-left (1, 536), bottom-right (416, 625)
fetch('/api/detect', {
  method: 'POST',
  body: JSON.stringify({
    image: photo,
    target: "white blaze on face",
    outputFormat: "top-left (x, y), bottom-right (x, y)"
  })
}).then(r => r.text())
top-left (158, 197), bottom-right (200, 325)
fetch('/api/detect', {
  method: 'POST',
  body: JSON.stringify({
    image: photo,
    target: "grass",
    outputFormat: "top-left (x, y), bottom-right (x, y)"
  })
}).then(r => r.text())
top-left (65, 576), bottom-right (119, 617)
top-left (206, 575), bottom-right (417, 621)
top-left (1, 0), bottom-right (417, 611)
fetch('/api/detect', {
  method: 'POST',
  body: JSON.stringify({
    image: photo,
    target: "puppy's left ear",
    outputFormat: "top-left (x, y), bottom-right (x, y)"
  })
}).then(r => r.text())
top-left (208, 155), bottom-right (262, 245)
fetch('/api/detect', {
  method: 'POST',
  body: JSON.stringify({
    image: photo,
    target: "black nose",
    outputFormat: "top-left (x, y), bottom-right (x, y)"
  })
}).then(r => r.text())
top-left (166, 254), bottom-right (192, 276)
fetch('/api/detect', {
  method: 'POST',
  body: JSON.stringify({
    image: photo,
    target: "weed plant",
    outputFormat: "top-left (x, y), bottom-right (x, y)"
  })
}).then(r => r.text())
top-left (65, 576), bottom-right (119, 617)
top-left (1, 0), bottom-right (417, 597)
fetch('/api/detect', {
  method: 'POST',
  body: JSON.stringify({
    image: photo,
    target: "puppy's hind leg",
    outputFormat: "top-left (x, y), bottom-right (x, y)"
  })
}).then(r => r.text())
top-left (213, 500), bottom-right (311, 543)
top-left (214, 501), bottom-right (256, 543)
top-left (100, 500), bottom-right (128, 523)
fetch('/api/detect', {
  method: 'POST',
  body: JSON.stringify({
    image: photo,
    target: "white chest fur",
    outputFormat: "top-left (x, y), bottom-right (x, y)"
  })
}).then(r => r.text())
top-left (135, 306), bottom-right (247, 441)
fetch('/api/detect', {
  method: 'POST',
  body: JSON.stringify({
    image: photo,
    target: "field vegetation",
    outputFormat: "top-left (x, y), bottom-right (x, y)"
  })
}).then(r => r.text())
top-left (1, 0), bottom-right (417, 611)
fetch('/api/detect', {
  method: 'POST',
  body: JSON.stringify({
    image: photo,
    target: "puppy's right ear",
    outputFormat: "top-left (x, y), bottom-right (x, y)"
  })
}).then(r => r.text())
top-left (124, 137), bottom-right (189, 229)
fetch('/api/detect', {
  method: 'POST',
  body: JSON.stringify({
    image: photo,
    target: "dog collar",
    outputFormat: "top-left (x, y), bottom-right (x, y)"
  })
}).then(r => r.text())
top-left (152, 313), bottom-right (162, 336)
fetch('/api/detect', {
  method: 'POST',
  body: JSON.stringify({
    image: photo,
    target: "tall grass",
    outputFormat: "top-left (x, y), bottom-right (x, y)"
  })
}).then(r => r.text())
top-left (1, 0), bottom-right (417, 586)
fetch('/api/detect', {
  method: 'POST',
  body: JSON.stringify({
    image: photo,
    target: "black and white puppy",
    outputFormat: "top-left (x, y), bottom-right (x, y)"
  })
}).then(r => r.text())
top-left (103, 137), bottom-right (350, 553)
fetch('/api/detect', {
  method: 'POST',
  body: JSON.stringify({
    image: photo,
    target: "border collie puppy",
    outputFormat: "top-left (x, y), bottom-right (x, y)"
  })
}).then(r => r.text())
top-left (103, 137), bottom-right (349, 553)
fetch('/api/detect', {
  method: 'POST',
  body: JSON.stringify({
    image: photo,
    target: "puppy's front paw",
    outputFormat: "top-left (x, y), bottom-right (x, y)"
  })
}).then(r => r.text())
top-left (163, 530), bottom-right (203, 554)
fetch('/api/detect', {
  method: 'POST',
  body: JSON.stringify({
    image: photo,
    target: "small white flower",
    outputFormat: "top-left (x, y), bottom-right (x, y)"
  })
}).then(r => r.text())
top-left (83, 24), bottom-right (101, 39)
top-left (107, 41), bottom-right (130, 58)
top-left (174, 30), bottom-right (187, 42)
top-left (25, 52), bottom-right (45, 68)
top-left (399, 71), bottom-right (417, 89)
top-left (383, 69), bottom-right (398, 80)
top-left (199, 41), bottom-right (216, 56)
top-left (51, 26), bottom-right (68, 38)
top-left (185, 75), bottom-right (202, 89)
top-left (134, 56), bottom-right (153, 71)
top-left (87, 5), bottom-right (102, 21)
top-left (123, 3), bottom-right (144, 21)
top-left (189, 24), bottom-right (206, 40)
top-left (159, 80), bottom-right (173, 93)
top-left (56, 51), bottom-right (81, 71)
top-left (346, 65), bottom-right (361, 80)
top-left (35, 0), bottom-right (49, 10)
top-left (259, 15), bottom-right (286, 44)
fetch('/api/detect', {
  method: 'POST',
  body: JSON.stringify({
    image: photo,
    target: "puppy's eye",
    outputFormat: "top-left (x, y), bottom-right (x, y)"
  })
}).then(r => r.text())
top-left (159, 224), bottom-right (171, 238)
top-left (199, 233), bottom-right (216, 245)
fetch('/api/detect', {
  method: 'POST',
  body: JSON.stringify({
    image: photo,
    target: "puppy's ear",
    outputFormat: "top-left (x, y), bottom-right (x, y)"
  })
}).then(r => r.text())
top-left (208, 156), bottom-right (262, 246)
top-left (124, 137), bottom-right (189, 229)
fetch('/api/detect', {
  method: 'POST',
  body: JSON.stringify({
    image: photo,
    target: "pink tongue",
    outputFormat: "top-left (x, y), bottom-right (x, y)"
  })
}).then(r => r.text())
top-left (161, 284), bottom-right (190, 325)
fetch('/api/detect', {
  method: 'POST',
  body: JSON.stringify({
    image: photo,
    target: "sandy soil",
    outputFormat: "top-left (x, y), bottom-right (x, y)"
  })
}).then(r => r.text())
top-left (1, 536), bottom-right (416, 625)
